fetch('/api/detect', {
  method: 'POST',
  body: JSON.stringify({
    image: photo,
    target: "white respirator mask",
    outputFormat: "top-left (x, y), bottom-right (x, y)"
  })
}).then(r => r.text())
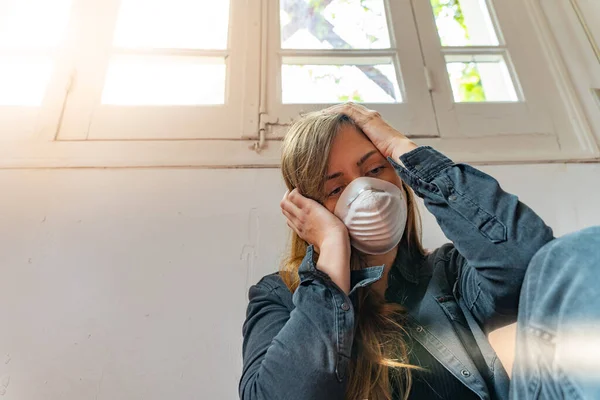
top-left (333, 177), bottom-right (408, 255)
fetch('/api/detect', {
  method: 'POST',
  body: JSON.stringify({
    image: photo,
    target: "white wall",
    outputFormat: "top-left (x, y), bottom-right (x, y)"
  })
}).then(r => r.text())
top-left (0, 162), bottom-right (599, 399)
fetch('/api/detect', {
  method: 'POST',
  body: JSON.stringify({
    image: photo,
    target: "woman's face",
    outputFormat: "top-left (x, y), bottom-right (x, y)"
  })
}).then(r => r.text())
top-left (322, 124), bottom-right (403, 213)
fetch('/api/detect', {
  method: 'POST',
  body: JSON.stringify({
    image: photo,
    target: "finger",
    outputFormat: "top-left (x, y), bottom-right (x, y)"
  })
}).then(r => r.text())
top-left (322, 103), bottom-right (352, 116)
top-left (286, 219), bottom-right (301, 236)
top-left (322, 103), bottom-right (371, 125)
top-left (281, 193), bottom-right (302, 217)
top-left (331, 101), bottom-right (369, 114)
top-left (281, 208), bottom-right (296, 224)
top-left (288, 188), bottom-right (312, 210)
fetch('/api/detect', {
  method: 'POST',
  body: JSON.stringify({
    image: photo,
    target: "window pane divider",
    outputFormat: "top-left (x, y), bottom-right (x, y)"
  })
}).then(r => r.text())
top-left (440, 46), bottom-right (507, 55)
top-left (282, 55), bottom-right (394, 66)
top-left (111, 48), bottom-right (229, 58)
top-left (278, 48), bottom-right (397, 58)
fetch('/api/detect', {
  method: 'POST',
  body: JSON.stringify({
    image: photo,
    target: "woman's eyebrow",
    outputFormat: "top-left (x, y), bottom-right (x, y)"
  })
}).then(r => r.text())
top-left (326, 150), bottom-right (379, 181)
top-left (357, 150), bottom-right (378, 167)
top-left (326, 172), bottom-right (342, 181)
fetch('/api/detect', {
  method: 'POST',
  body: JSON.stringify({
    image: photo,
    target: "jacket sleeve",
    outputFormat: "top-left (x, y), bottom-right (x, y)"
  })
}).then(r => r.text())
top-left (389, 146), bottom-right (554, 333)
top-left (239, 246), bottom-right (361, 400)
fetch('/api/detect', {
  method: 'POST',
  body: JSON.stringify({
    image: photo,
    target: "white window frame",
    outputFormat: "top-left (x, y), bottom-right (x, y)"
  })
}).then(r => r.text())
top-left (265, 0), bottom-right (438, 139)
top-left (0, 0), bottom-right (74, 143)
top-left (54, 0), bottom-right (260, 141)
top-left (0, 0), bottom-right (598, 168)
top-left (540, 0), bottom-right (600, 146)
top-left (409, 0), bottom-right (598, 162)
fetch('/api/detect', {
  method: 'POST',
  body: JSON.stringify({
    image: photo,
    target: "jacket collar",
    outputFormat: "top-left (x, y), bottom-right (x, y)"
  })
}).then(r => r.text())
top-left (302, 244), bottom-right (422, 295)
top-left (392, 246), bottom-right (422, 284)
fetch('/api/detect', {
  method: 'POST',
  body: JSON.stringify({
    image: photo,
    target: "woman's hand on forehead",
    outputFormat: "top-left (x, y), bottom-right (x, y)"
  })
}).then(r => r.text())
top-left (322, 102), bottom-right (418, 161)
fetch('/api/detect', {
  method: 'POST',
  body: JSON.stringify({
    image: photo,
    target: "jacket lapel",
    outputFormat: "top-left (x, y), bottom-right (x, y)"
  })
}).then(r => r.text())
top-left (407, 293), bottom-right (490, 399)
top-left (458, 298), bottom-right (511, 400)
top-left (387, 248), bottom-right (491, 399)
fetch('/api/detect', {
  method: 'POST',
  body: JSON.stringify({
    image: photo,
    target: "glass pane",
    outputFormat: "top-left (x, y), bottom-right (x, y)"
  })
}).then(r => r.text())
top-left (0, 0), bottom-right (72, 48)
top-left (281, 59), bottom-right (401, 104)
top-left (445, 55), bottom-right (518, 102)
top-left (280, 0), bottom-right (391, 49)
top-left (101, 56), bottom-right (226, 105)
top-left (113, 0), bottom-right (230, 49)
top-left (430, 0), bottom-right (498, 46)
top-left (0, 56), bottom-right (53, 106)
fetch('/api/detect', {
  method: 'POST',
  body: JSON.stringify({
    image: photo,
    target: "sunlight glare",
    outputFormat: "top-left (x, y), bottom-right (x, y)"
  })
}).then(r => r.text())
top-left (113, 0), bottom-right (230, 49)
top-left (0, 0), bottom-right (72, 48)
top-left (0, 56), bottom-right (53, 106)
top-left (101, 56), bottom-right (226, 105)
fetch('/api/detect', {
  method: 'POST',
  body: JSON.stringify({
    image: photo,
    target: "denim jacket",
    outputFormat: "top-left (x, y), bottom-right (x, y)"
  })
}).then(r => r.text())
top-left (239, 146), bottom-right (554, 400)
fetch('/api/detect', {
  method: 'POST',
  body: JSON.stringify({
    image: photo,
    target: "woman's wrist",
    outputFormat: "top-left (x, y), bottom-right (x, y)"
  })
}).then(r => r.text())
top-left (390, 137), bottom-right (418, 162)
top-left (316, 235), bottom-right (351, 294)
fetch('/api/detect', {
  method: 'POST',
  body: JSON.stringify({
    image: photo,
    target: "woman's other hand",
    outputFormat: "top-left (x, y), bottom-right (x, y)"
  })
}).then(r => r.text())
top-left (323, 102), bottom-right (418, 161)
top-left (281, 189), bottom-right (351, 294)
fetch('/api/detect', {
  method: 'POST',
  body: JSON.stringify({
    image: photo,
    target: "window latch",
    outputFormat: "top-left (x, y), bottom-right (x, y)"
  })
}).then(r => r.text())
top-left (252, 113), bottom-right (279, 153)
top-left (424, 66), bottom-right (434, 92)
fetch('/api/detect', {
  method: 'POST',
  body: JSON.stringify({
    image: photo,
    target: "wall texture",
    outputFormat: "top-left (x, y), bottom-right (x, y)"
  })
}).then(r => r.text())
top-left (0, 162), bottom-right (599, 399)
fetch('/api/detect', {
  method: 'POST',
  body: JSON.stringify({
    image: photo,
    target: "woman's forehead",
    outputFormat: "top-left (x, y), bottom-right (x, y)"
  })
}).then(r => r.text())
top-left (328, 125), bottom-right (379, 168)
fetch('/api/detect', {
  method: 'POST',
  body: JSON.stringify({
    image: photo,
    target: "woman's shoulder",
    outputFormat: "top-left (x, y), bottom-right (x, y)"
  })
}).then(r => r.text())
top-left (425, 243), bottom-right (458, 266)
top-left (253, 272), bottom-right (287, 291)
top-left (423, 243), bottom-right (465, 285)
top-left (248, 272), bottom-right (294, 310)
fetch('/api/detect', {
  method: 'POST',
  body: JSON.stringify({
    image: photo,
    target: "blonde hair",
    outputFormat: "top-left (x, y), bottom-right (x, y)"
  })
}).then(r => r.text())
top-left (280, 111), bottom-right (426, 400)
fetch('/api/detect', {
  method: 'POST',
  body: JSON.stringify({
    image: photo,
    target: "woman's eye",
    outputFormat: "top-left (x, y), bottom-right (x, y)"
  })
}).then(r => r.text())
top-left (369, 166), bottom-right (384, 175)
top-left (328, 187), bottom-right (343, 197)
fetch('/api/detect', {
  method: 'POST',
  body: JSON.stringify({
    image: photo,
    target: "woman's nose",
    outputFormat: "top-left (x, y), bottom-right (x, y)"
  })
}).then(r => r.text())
top-left (348, 170), bottom-right (363, 181)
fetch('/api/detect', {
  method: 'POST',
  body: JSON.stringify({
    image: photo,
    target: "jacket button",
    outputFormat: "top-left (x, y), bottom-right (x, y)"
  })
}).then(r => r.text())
top-left (448, 194), bottom-right (457, 201)
top-left (341, 302), bottom-right (350, 311)
top-left (461, 369), bottom-right (471, 377)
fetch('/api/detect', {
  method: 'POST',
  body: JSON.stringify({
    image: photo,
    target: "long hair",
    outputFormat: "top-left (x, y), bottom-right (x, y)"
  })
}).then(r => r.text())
top-left (279, 111), bottom-right (426, 400)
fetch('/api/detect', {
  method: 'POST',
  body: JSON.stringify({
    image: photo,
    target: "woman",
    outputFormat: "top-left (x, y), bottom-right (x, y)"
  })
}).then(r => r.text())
top-left (239, 103), bottom-right (600, 400)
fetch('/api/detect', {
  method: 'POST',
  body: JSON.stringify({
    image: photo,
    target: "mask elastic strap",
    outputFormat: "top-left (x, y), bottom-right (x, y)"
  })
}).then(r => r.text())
top-left (345, 187), bottom-right (384, 206)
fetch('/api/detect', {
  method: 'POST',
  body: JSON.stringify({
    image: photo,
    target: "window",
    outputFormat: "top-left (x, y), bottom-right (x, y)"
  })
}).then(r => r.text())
top-left (0, 0), bottom-right (73, 140)
top-left (266, 0), bottom-right (438, 138)
top-left (265, 0), bottom-right (598, 161)
top-left (0, 0), bottom-right (598, 167)
top-left (57, 0), bottom-right (260, 140)
top-left (413, 0), bottom-right (558, 139)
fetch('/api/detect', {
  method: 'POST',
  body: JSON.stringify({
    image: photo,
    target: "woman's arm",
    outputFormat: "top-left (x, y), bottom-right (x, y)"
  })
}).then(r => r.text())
top-left (242, 171), bottom-right (360, 398)
top-left (324, 103), bottom-right (554, 332)
top-left (240, 246), bottom-right (355, 400)
top-left (393, 146), bottom-right (554, 332)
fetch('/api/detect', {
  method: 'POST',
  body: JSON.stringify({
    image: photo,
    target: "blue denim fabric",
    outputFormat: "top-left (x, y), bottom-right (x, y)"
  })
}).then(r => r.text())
top-left (239, 146), bottom-right (554, 400)
top-left (511, 226), bottom-right (600, 400)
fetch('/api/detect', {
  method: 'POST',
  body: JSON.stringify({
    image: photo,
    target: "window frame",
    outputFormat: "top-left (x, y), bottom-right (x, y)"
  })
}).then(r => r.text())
top-left (0, 0), bottom-right (598, 168)
top-left (0, 0), bottom-right (75, 142)
top-left (265, 0), bottom-right (439, 139)
top-left (56, 0), bottom-right (261, 141)
top-left (540, 0), bottom-right (600, 146)
top-left (412, 0), bottom-right (564, 138)
top-left (405, 0), bottom-right (597, 161)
